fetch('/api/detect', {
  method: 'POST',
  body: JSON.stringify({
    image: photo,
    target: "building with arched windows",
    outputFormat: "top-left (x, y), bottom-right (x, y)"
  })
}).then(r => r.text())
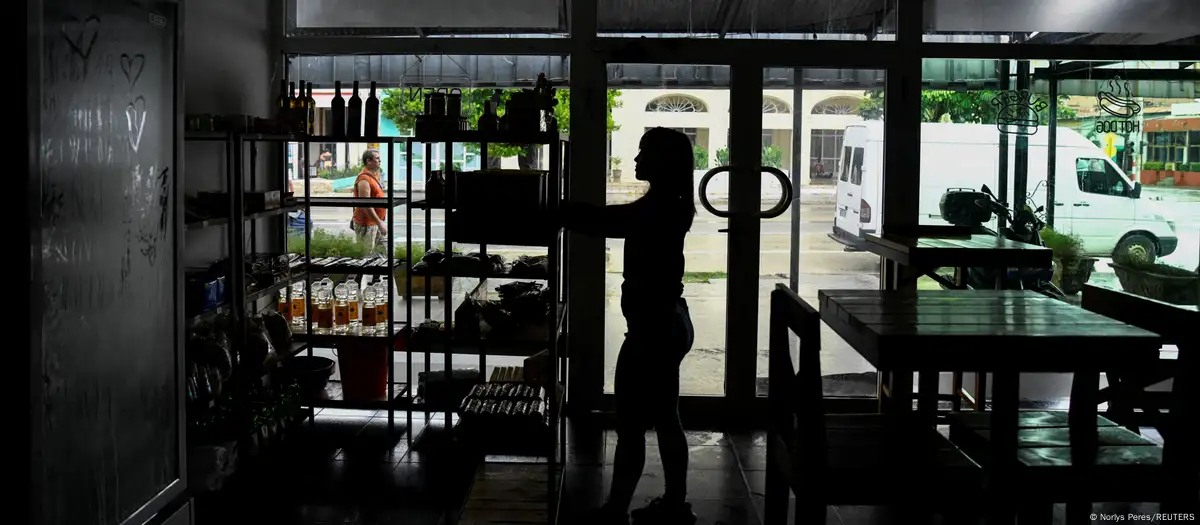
top-left (609, 89), bottom-right (867, 185)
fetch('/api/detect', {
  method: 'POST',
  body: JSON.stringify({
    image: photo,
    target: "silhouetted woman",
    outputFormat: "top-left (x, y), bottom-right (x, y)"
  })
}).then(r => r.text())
top-left (561, 127), bottom-right (698, 525)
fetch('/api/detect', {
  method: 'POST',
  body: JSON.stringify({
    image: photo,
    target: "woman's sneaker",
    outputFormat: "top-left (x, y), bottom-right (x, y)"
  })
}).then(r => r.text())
top-left (630, 497), bottom-right (697, 525)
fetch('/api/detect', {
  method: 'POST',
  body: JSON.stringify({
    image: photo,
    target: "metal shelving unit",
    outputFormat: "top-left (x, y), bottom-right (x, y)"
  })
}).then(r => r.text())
top-left (407, 125), bottom-right (570, 523)
top-left (275, 135), bottom-right (415, 433)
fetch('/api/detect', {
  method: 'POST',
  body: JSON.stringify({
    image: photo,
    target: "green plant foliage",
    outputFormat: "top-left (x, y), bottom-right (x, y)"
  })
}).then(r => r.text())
top-left (857, 89), bottom-right (1077, 124)
top-left (711, 145), bottom-right (782, 168)
top-left (379, 87), bottom-right (623, 165)
top-left (762, 144), bottom-right (784, 168)
top-left (1039, 226), bottom-right (1083, 260)
top-left (715, 146), bottom-right (730, 167)
top-left (692, 145), bottom-right (709, 170)
top-left (288, 229), bottom-right (367, 258)
top-left (317, 164), bottom-right (364, 180)
top-left (1142, 161), bottom-right (1165, 171)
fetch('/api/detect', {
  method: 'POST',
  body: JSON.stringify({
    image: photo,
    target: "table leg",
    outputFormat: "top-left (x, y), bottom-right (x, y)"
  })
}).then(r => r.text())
top-left (988, 372), bottom-right (1020, 525)
top-left (951, 371), bottom-right (963, 412)
top-left (974, 372), bottom-right (988, 412)
top-left (1068, 371), bottom-right (1100, 468)
top-left (918, 370), bottom-right (939, 428)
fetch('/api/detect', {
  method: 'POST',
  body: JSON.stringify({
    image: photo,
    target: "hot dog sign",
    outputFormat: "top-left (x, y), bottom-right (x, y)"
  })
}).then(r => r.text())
top-left (1095, 75), bottom-right (1142, 134)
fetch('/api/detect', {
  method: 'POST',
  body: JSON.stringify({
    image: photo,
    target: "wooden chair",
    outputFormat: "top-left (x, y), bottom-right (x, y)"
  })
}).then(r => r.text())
top-left (763, 285), bottom-right (983, 524)
top-left (945, 284), bottom-right (1198, 523)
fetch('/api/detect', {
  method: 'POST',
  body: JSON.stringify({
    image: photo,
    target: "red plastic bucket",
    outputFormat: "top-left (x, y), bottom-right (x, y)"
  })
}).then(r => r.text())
top-left (336, 342), bottom-right (389, 401)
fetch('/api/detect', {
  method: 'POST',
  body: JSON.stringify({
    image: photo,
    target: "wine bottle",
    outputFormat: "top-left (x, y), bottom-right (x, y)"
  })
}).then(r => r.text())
top-left (330, 81), bottom-right (346, 138)
top-left (364, 81), bottom-right (380, 138)
top-left (347, 81), bottom-right (363, 138)
top-left (296, 81), bottom-right (309, 134)
top-left (276, 80), bottom-right (289, 117)
top-left (306, 82), bottom-right (316, 135)
top-left (287, 81), bottom-right (298, 128)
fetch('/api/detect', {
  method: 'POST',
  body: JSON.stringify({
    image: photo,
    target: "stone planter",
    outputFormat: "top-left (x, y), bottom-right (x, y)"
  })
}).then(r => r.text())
top-left (1109, 262), bottom-right (1200, 306)
top-left (1139, 169), bottom-right (1163, 185)
top-left (1181, 170), bottom-right (1200, 187)
top-left (394, 266), bottom-right (448, 299)
top-left (1052, 257), bottom-right (1097, 295)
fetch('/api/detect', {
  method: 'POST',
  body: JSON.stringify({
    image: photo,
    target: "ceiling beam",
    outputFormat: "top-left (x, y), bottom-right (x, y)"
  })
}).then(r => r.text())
top-left (714, 0), bottom-right (745, 39)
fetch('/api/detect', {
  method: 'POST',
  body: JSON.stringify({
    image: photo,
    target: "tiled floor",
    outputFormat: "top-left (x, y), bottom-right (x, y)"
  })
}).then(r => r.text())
top-left (196, 411), bottom-right (1175, 525)
top-left (194, 409), bottom-right (480, 525)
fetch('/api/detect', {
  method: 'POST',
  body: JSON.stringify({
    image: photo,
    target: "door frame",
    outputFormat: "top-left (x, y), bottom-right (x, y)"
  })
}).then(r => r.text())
top-left (591, 57), bottom-right (900, 419)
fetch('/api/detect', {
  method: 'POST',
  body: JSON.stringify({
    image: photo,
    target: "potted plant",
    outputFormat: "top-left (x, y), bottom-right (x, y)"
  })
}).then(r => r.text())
top-left (1181, 162), bottom-right (1200, 187)
top-left (1040, 227), bottom-right (1095, 295)
top-left (393, 242), bottom-right (447, 299)
top-left (610, 157), bottom-right (623, 182)
top-left (1109, 254), bottom-right (1200, 305)
top-left (1140, 161), bottom-right (1164, 185)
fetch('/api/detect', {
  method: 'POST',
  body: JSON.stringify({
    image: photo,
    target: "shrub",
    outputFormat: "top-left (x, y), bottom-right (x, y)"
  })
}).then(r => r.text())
top-left (1040, 227), bottom-right (1083, 260)
top-left (692, 145), bottom-right (709, 170)
top-left (1142, 161), bottom-right (1164, 171)
top-left (317, 164), bottom-right (365, 180)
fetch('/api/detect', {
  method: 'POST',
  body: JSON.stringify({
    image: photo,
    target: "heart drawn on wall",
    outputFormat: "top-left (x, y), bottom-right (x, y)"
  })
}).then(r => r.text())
top-left (61, 16), bottom-right (101, 60)
top-left (126, 96), bottom-right (147, 153)
top-left (121, 53), bottom-right (145, 88)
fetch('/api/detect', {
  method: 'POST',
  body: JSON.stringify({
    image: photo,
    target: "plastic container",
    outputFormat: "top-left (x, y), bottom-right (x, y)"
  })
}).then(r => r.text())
top-left (336, 342), bottom-right (389, 401)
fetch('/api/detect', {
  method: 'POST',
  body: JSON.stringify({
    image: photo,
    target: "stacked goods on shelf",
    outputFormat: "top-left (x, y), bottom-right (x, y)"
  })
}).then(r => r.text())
top-left (415, 368), bottom-right (483, 409)
top-left (409, 250), bottom-right (549, 279)
top-left (288, 276), bottom-right (393, 337)
top-left (459, 369), bottom-right (551, 441)
top-left (454, 281), bottom-right (554, 341)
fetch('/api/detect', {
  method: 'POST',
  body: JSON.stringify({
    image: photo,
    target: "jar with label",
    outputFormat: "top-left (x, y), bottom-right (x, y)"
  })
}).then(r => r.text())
top-left (314, 283), bottom-right (333, 334)
top-left (333, 281), bottom-right (350, 334)
top-left (277, 288), bottom-right (292, 321)
top-left (290, 282), bottom-right (306, 327)
top-left (346, 279), bottom-right (361, 326)
top-left (374, 279), bottom-right (389, 328)
top-left (362, 285), bottom-right (378, 333)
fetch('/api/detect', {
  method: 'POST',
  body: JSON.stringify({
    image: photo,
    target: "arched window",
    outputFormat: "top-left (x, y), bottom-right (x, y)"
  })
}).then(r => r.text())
top-left (762, 96), bottom-right (791, 114)
top-left (812, 96), bottom-right (863, 115)
top-left (645, 94), bottom-right (708, 113)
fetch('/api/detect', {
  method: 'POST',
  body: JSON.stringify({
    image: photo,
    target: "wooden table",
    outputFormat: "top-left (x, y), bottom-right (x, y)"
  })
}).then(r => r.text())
top-left (865, 231), bottom-right (1052, 290)
top-left (818, 289), bottom-right (1162, 518)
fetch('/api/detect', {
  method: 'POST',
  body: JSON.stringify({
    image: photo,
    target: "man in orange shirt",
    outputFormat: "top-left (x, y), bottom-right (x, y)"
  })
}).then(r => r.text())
top-left (352, 149), bottom-right (388, 255)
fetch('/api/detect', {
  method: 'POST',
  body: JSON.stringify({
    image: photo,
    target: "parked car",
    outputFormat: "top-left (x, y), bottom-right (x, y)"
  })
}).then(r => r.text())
top-left (829, 122), bottom-right (1178, 264)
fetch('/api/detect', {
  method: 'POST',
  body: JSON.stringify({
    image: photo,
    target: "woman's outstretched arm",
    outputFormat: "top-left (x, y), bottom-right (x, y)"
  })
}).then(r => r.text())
top-left (558, 201), bottom-right (641, 239)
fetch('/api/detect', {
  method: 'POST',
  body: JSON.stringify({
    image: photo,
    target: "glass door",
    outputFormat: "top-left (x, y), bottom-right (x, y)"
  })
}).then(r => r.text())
top-left (747, 67), bottom-right (889, 402)
top-left (603, 62), bottom-right (734, 400)
top-left (597, 61), bottom-right (891, 415)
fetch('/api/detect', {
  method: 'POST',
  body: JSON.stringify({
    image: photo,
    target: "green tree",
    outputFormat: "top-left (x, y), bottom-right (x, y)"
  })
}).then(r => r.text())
top-left (379, 87), bottom-right (623, 169)
top-left (693, 145), bottom-right (709, 170)
top-left (856, 89), bottom-right (1076, 124)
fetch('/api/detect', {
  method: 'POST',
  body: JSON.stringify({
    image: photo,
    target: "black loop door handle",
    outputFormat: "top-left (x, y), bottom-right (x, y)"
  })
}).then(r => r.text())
top-left (697, 166), bottom-right (794, 219)
top-left (756, 166), bottom-right (793, 219)
top-left (698, 166), bottom-right (733, 218)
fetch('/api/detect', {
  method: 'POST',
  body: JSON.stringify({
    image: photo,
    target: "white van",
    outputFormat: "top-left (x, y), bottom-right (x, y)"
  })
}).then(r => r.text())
top-left (830, 122), bottom-right (1179, 263)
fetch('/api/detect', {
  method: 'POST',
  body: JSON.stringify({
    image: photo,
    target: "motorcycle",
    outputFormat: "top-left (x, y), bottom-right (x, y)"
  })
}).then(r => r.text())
top-left (936, 184), bottom-right (1066, 299)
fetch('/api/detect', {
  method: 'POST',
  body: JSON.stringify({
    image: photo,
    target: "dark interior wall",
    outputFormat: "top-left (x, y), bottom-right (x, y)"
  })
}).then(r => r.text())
top-left (184, 0), bottom-right (277, 265)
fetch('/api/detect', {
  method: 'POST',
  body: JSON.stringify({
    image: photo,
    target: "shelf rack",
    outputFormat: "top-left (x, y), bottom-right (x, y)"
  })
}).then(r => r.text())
top-left (182, 130), bottom-right (309, 476)
top-left (407, 125), bottom-right (570, 525)
top-left (255, 128), bottom-right (570, 520)
top-left (282, 135), bottom-right (414, 431)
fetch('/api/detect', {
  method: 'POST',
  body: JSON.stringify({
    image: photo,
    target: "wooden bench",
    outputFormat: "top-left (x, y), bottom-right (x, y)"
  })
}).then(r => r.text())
top-left (763, 285), bottom-right (983, 524)
top-left (945, 284), bottom-right (1198, 522)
